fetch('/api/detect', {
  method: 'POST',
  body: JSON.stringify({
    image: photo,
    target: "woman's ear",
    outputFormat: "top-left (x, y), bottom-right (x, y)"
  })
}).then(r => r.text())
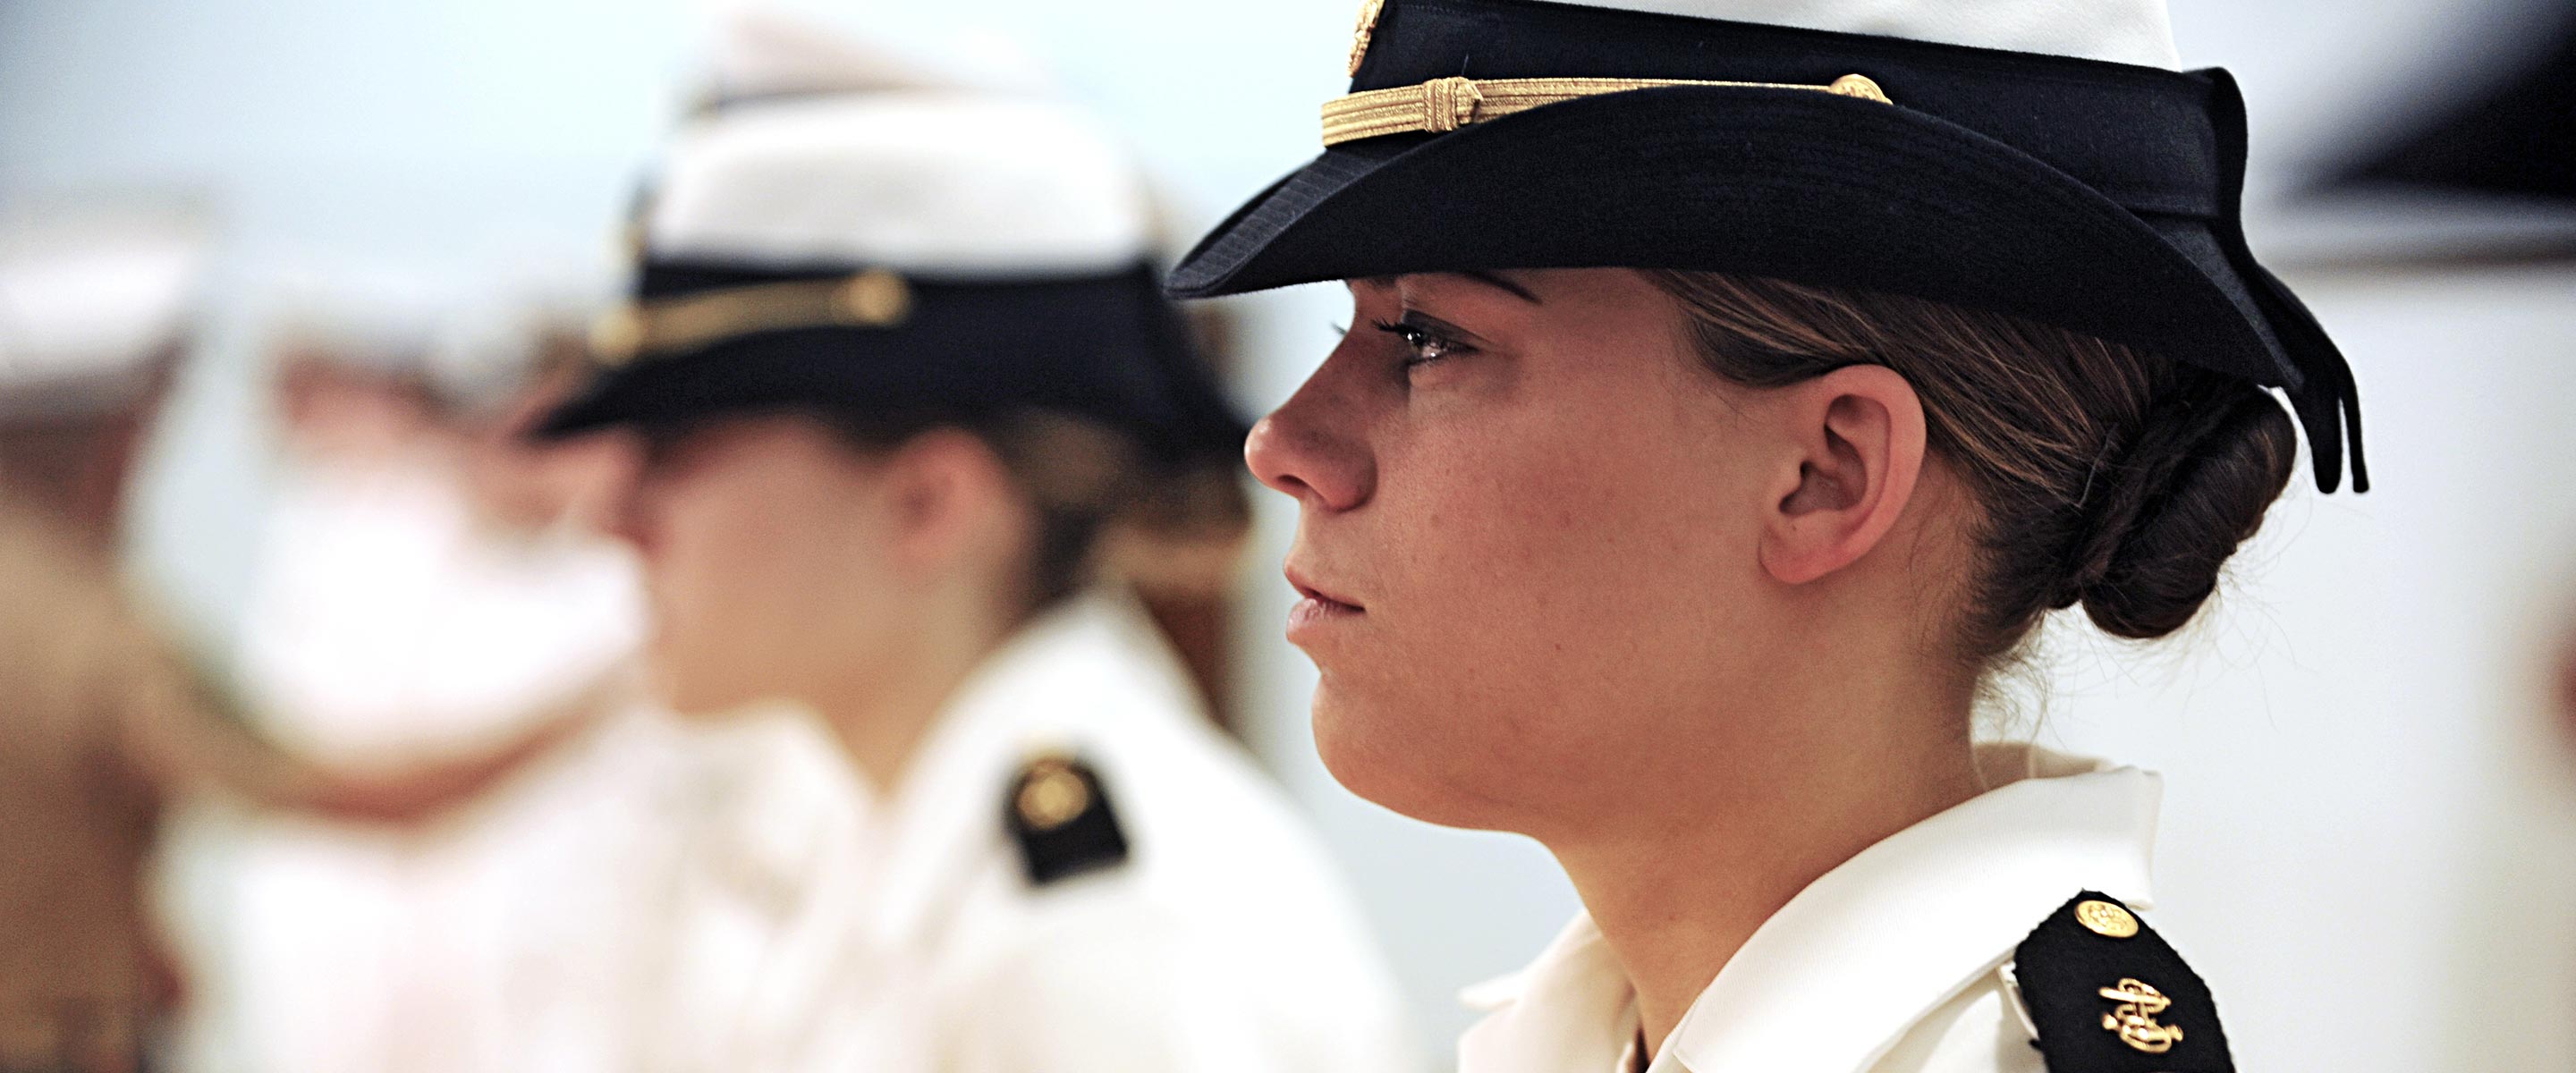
top-left (1757, 364), bottom-right (1928, 586)
top-left (881, 427), bottom-right (1024, 572)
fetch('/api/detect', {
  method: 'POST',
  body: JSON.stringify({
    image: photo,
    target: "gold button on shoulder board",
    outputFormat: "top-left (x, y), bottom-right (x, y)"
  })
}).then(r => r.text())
top-left (2074, 899), bottom-right (2140, 938)
top-left (1016, 758), bottom-right (1091, 831)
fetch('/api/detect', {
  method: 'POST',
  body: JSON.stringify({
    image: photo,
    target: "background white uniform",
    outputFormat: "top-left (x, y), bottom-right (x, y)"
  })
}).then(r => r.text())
top-left (642, 589), bottom-right (1418, 1073)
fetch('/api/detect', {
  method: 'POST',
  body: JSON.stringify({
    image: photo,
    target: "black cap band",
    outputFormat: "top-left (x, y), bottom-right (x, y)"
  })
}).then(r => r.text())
top-left (537, 258), bottom-right (1248, 468)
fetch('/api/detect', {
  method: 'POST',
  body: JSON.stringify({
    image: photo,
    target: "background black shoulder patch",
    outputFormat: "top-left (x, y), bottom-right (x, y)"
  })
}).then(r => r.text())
top-left (1004, 753), bottom-right (1130, 886)
top-left (2012, 891), bottom-right (2236, 1072)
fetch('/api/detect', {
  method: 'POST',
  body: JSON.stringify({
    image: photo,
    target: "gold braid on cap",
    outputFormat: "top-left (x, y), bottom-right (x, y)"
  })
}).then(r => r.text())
top-left (589, 268), bottom-right (913, 367)
top-left (1320, 73), bottom-right (1889, 146)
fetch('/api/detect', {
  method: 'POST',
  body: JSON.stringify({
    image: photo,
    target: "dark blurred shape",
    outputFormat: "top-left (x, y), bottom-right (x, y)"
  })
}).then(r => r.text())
top-left (2561, 619), bottom-right (2576, 746)
top-left (2322, 5), bottom-right (2575, 203)
top-left (1, 199), bottom-right (211, 1072)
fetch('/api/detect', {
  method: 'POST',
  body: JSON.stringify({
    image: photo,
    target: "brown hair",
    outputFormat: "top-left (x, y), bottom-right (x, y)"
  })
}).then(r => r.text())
top-left (1642, 271), bottom-right (2298, 665)
top-left (816, 408), bottom-right (1249, 617)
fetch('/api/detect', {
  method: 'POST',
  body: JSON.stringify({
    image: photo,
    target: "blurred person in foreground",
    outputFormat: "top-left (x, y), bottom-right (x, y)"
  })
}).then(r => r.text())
top-left (210, 277), bottom-right (716, 1073)
top-left (0, 212), bottom-right (598, 1073)
top-left (529, 61), bottom-right (1417, 1073)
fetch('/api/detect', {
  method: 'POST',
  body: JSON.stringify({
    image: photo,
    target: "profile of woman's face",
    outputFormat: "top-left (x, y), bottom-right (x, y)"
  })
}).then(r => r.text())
top-left (1247, 269), bottom-right (1798, 832)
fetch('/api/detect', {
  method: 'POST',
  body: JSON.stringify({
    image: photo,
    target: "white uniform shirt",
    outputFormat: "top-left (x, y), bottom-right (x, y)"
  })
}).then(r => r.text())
top-left (1459, 746), bottom-right (2164, 1073)
top-left (648, 589), bottom-right (1418, 1073)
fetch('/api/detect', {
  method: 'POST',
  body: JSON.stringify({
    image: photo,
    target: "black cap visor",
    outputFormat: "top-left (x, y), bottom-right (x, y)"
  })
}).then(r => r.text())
top-left (1174, 87), bottom-right (2276, 389)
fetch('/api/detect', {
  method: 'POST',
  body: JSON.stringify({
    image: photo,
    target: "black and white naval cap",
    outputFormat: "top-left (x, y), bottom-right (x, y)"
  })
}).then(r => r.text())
top-left (535, 30), bottom-right (1246, 469)
top-left (1171, 0), bottom-right (2368, 493)
top-left (0, 201), bottom-right (207, 422)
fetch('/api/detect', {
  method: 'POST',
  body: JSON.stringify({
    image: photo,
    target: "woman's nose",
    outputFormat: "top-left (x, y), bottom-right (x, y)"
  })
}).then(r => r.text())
top-left (1244, 378), bottom-right (1373, 512)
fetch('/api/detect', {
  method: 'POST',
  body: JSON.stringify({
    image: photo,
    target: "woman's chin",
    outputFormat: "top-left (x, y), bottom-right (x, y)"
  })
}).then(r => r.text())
top-left (652, 660), bottom-right (755, 721)
top-left (1311, 685), bottom-right (1499, 831)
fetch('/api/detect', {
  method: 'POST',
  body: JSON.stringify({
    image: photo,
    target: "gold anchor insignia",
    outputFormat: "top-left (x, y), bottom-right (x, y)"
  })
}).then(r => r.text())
top-left (2097, 977), bottom-right (2186, 1054)
top-left (1347, 0), bottom-right (1387, 76)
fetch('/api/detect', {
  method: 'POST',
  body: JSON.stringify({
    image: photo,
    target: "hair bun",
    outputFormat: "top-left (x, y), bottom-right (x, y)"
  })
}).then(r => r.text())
top-left (2055, 375), bottom-right (2300, 639)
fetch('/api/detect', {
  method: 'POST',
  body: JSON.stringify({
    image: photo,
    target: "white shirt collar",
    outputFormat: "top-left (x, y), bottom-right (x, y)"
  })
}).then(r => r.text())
top-left (1460, 745), bottom-right (2161, 1073)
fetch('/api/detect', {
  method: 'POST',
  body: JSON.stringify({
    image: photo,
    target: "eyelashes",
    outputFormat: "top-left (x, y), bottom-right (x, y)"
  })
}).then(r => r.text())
top-left (1369, 314), bottom-right (1473, 369)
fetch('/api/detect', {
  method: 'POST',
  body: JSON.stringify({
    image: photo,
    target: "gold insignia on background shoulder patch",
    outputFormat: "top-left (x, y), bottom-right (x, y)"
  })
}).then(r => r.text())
top-left (2074, 899), bottom-right (2140, 938)
top-left (2097, 977), bottom-right (2185, 1053)
top-left (1015, 756), bottom-right (1092, 831)
top-left (1347, 0), bottom-right (1387, 76)
top-left (1004, 751), bottom-right (1128, 885)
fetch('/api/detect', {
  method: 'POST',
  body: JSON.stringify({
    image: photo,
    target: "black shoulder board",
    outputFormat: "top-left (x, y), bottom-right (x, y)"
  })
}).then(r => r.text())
top-left (2012, 891), bottom-right (2234, 1071)
top-left (1004, 753), bottom-right (1129, 886)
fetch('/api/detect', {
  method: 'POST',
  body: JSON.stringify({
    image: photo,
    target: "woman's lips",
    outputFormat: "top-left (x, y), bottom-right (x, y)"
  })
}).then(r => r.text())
top-left (1286, 593), bottom-right (1363, 635)
top-left (1284, 569), bottom-right (1363, 638)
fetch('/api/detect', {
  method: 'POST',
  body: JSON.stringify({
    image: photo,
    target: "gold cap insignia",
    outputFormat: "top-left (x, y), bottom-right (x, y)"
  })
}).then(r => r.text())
top-left (585, 268), bottom-right (913, 367)
top-left (1347, 0), bottom-right (1387, 76)
top-left (589, 306), bottom-right (648, 368)
top-left (835, 268), bottom-right (912, 326)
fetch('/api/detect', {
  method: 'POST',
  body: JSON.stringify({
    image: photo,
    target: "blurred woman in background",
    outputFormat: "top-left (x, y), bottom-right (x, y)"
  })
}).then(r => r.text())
top-left (528, 56), bottom-right (1414, 1073)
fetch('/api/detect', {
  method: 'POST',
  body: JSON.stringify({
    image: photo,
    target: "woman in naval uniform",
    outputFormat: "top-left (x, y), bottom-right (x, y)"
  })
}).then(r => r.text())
top-left (529, 72), bottom-right (1415, 1073)
top-left (1168, 0), bottom-right (2366, 1069)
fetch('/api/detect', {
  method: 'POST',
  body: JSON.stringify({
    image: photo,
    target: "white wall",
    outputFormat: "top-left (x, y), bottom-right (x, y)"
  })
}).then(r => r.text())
top-left (2021, 264), bottom-right (2576, 1070)
top-left (6, 0), bottom-right (2572, 1068)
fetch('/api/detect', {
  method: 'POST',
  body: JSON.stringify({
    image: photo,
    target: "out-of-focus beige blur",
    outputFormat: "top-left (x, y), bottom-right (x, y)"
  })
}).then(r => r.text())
top-left (2, 0), bottom-right (2572, 1070)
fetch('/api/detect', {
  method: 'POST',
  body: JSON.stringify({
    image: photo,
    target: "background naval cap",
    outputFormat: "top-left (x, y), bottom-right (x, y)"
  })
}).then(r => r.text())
top-left (536, 23), bottom-right (1246, 469)
top-left (1170, 0), bottom-right (2368, 493)
top-left (0, 199), bottom-right (208, 423)
top-left (690, 3), bottom-right (1055, 112)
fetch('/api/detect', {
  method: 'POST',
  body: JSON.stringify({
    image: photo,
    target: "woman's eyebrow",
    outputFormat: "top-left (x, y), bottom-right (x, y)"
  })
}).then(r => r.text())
top-left (1353, 272), bottom-right (1541, 304)
top-left (1454, 271), bottom-right (1541, 305)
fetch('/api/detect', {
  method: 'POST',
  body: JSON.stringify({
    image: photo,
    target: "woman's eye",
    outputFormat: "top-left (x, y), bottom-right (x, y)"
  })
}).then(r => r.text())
top-left (1369, 317), bottom-right (1470, 370)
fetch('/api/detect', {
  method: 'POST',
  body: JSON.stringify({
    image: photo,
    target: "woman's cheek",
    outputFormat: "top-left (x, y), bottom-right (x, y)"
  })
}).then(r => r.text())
top-left (1434, 439), bottom-right (1625, 603)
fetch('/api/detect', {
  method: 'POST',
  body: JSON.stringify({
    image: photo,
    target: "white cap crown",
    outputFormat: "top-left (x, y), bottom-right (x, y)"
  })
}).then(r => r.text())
top-left (646, 93), bottom-right (1158, 275)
